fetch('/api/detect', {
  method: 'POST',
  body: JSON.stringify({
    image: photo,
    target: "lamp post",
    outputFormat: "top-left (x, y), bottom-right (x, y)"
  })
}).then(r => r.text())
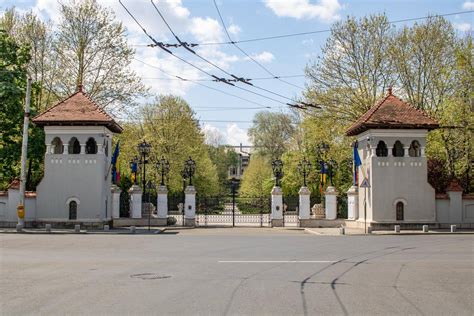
top-left (183, 157), bottom-right (196, 186)
top-left (297, 157), bottom-right (312, 187)
top-left (156, 156), bottom-right (170, 186)
top-left (364, 137), bottom-right (372, 234)
top-left (137, 140), bottom-right (151, 230)
top-left (271, 158), bottom-right (283, 187)
top-left (230, 177), bottom-right (238, 227)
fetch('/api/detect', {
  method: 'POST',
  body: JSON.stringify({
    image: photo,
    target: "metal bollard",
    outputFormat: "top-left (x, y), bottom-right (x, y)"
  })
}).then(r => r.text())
top-left (130, 226), bottom-right (136, 234)
top-left (16, 224), bottom-right (23, 232)
top-left (422, 225), bottom-right (428, 233)
top-left (45, 224), bottom-right (52, 233)
top-left (104, 225), bottom-right (110, 231)
top-left (394, 225), bottom-right (400, 233)
top-left (74, 224), bottom-right (81, 233)
top-left (339, 227), bottom-right (345, 235)
top-left (450, 225), bottom-right (456, 233)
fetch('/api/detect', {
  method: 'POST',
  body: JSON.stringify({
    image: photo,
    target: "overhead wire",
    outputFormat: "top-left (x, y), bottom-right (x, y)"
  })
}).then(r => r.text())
top-left (122, 1), bottom-right (314, 108)
top-left (147, 0), bottom-right (318, 108)
top-left (133, 57), bottom-right (277, 109)
top-left (212, 0), bottom-right (304, 90)
top-left (198, 10), bottom-right (474, 45)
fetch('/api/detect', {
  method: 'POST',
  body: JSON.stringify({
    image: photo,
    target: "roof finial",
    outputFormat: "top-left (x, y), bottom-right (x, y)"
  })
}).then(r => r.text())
top-left (77, 84), bottom-right (83, 92)
top-left (388, 87), bottom-right (392, 95)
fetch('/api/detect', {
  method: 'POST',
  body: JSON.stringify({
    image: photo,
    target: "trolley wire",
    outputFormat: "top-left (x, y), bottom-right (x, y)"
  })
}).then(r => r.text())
top-left (198, 10), bottom-right (474, 45)
top-left (212, 0), bottom-right (304, 90)
top-left (148, 0), bottom-right (313, 107)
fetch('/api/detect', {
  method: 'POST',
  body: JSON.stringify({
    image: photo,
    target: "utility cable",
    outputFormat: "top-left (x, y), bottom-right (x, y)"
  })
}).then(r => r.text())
top-left (198, 10), bottom-right (474, 45)
top-left (213, 0), bottom-right (304, 90)
top-left (147, 0), bottom-right (319, 108)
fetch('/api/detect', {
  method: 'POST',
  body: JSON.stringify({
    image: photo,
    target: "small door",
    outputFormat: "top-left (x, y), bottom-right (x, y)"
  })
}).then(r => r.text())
top-left (69, 201), bottom-right (77, 220)
top-left (396, 202), bottom-right (404, 221)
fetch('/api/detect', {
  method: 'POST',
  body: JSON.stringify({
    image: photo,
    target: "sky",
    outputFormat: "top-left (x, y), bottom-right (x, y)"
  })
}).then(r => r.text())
top-left (1, 0), bottom-right (473, 145)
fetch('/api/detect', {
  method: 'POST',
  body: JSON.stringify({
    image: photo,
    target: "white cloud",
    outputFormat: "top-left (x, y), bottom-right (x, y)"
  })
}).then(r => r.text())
top-left (244, 51), bottom-right (275, 63)
top-left (263, 0), bottom-right (342, 22)
top-left (30, 0), bottom-right (241, 96)
top-left (454, 22), bottom-right (472, 32)
top-left (225, 123), bottom-right (250, 145)
top-left (462, 1), bottom-right (474, 10)
top-left (228, 24), bottom-right (241, 35)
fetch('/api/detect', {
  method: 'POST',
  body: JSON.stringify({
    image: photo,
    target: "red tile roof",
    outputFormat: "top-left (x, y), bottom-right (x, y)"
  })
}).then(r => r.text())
top-left (346, 89), bottom-right (438, 136)
top-left (32, 87), bottom-right (123, 133)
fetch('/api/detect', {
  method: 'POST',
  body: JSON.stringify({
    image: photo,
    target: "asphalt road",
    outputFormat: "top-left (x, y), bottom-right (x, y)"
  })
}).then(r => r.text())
top-left (1, 228), bottom-right (473, 315)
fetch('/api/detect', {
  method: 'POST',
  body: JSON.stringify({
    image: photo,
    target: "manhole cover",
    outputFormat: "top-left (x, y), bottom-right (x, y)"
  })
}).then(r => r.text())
top-left (130, 273), bottom-right (171, 280)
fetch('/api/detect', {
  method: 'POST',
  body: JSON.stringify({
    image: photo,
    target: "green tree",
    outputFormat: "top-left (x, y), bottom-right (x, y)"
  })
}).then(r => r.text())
top-left (239, 154), bottom-right (273, 197)
top-left (0, 30), bottom-right (45, 189)
top-left (52, 0), bottom-right (147, 113)
top-left (390, 17), bottom-right (459, 114)
top-left (248, 111), bottom-right (295, 159)
top-left (206, 145), bottom-right (239, 194)
top-left (116, 95), bottom-right (219, 196)
top-left (305, 14), bottom-right (395, 123)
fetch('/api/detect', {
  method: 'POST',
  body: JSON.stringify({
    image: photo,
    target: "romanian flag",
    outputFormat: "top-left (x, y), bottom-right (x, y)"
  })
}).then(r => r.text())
top-left (319, 161), bottom-right (328, 193)
top-left (111, 141), bottom-right (120, 184)
top-left (353, 142), bottom-right (362, 186)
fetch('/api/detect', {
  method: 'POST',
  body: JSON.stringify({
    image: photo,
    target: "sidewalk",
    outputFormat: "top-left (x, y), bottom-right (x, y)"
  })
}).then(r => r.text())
top-left (304, 227), bottom-right (474, 236)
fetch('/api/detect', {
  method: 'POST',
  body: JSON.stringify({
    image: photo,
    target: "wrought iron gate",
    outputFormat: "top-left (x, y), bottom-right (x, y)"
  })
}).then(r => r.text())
top-left (283, 196), bottom-right (300, 227)
top-left (196, 195), bottom-right (271, 227)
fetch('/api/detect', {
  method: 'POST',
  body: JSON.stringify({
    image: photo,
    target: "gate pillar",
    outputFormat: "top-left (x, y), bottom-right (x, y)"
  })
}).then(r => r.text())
top-left (129, 185), bottom-right (142, 219)
top-left (156, 185), bottom-right (168, 226)
top-left (271, 186), bottom-right (283, 227)
top-left (111, 185), bottom-right (121, 219)
top-left (298, 186), bottom-right (311, 225)
top-left (347, 185), bottom-right (359, 220)
top-left (184, 186), bottom-right (196, 227)
top-left (325, 186), bottom-right (338, 220)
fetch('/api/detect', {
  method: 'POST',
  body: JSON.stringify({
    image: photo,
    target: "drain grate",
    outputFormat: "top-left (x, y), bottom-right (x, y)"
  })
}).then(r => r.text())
top-left (130, 273), bottom-right (171, 280)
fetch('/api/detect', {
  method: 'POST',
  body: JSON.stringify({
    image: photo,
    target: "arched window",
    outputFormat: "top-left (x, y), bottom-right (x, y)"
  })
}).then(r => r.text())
top-left (68, 137), bottom-right (81, 154)
top-left (86, 137), bottom-right (97, 154)
top-left (69, 201), bottom-right (77, 220)
top-left (51, 137), bottom-right (63, 154)
top-left (396, 202), bottom-right (404, 221)
top-left (392, 141), bottom-right (404, 157)
top-left (376, 141), bottom-right (388, 157)
top-left (409, 140), bottom-right (421, 157)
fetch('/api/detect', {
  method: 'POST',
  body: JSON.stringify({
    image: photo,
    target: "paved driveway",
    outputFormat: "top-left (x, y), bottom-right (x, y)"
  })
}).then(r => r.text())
top-left (1, 229), bottom-right (473, 315)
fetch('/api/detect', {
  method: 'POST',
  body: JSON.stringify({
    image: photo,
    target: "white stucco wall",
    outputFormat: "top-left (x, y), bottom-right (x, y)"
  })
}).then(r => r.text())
top-left (35, 126), bottom-right (113, 222)
top-left (356, 129), bottom-right (435, 223)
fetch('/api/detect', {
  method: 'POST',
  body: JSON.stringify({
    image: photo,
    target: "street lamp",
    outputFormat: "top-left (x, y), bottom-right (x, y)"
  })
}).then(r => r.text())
top-left (271, 158), bottom-right (283, 187)
top-left (297, 157), bottom-right (312, 187)
top-left (183, 157), bottom-right (196, 186)
top-left (156, 156), bottom-right (170, 186)
top-left (137, 140), bottom-right (151, 229)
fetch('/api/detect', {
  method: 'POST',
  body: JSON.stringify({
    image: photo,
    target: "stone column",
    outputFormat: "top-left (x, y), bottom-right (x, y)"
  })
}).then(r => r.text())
top-left (111, 185), bottom-right (121, 219)
top-left (298, 186), bottom-right (311, 226)
top-left (347, 185), bottom-right (359, 220)
top-left (80, 144), bottom-right (86, 154)
top-left (184, 186), bottom-right (196, 227)
top-left (325, 186), bottom-right (338, 220)
top-left (129, 185), bottom-right (142, 219)
top-left (156, 185), bottom-right (168, 226)
top-left (63, 144), bottom-right (68, 154)
top-left (403, 146), bottom-right (409, 157)
top-left (271, 186), bottom-right (283, 227)
top-left (387, 147), bottom-right (393, 157)
top-left (421, 147), bottom-right (426, 157)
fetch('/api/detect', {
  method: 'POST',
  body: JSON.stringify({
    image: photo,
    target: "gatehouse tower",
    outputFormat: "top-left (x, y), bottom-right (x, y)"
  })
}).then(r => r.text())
top-left (32, 86), bottom-right (122, 224)
top-left (346, 89), bottom-right (439, 224)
